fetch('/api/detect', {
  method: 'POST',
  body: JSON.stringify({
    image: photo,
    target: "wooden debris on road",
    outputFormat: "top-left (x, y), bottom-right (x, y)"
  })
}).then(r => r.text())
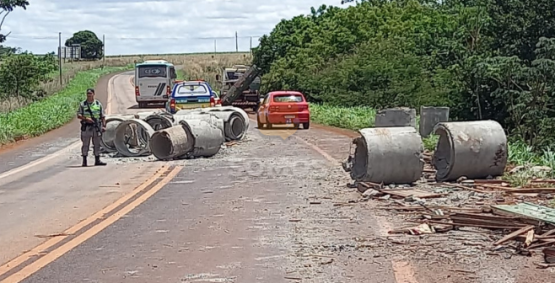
top-left (386, 201), bottom-right (555, 257)
top-left (351, 167), bottom-right (555, 260)
top-left (376, 188), bottom-right (446, 199)
top-left (493, 225), bottom-right (534, 245)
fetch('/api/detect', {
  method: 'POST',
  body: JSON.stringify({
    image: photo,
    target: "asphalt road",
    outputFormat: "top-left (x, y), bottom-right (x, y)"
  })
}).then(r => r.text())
top-left (0, 70), bottom-right (550, 283)
top-left (0, 71), bottom-right (163, 267)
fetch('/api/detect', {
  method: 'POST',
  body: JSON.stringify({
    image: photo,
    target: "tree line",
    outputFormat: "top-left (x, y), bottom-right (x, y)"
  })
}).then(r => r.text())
top-left (252, 0), bottom-right (555, 150)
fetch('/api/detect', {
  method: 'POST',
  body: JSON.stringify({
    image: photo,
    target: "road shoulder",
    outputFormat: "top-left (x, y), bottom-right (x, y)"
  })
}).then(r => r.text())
top-left (0, 71), bottom-right (123, 175)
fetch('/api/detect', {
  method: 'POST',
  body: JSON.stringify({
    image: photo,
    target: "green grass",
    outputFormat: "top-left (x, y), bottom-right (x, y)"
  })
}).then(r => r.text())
top-left (309, 103), bottom-right (555, 170)
top-left (310, 104), bottom-right (376, 130)
top-left (0, 64), bottom-right (133, 146)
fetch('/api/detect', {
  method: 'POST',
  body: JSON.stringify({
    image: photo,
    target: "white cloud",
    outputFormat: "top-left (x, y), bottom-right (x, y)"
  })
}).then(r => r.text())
top-left (1, 0), bottom-right (352, 55)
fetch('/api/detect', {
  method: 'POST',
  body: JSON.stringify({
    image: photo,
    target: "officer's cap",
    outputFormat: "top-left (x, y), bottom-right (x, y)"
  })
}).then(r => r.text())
top-left (86, 88), bottom-right (95, 94)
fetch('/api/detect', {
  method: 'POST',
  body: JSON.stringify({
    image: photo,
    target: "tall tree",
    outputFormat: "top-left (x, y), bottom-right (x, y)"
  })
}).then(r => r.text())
top-left (65, 30), bottom-right (103, 60)
top-left (0, 0), bottom-right (29, 43)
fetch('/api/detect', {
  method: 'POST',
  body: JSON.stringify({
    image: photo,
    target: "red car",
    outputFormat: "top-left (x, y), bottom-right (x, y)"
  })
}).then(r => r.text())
top-left (257, 91), bottom-right (310, 129)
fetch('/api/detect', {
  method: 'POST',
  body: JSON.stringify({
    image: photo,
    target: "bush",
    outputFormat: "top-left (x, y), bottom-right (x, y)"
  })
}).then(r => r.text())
top-left (253, 0), bottom-right (555, 152)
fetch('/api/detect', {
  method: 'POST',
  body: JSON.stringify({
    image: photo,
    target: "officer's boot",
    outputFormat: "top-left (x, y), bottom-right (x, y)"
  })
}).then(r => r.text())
top-left (82, 156), bottom-right (87, 167)
top-left (94, 156), bottom-right (106, 166)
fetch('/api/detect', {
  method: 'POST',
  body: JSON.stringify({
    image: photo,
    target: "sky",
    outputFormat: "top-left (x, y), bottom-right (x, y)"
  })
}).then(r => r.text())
top-left (2, 0), bottom-right (354, 56)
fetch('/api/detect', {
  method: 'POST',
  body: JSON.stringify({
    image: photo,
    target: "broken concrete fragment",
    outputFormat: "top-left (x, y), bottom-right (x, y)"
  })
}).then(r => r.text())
top-left (374, 107), bottom-right (417, 128)
top-left (419, 106), bottom-right (449, 137)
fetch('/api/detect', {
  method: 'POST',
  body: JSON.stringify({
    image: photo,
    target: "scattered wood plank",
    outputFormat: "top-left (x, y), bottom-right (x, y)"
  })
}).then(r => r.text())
top-left (474, 179), bottom-right (506, 185)
top-left (448, 217), bottom-right (528, 228)
top-left (525, 230), bottom-right (535, 246)
top-left (376, 188), bottom-right (446, 199)
top-left (413, 219), bottom-right (525, 230)
top-left (528, 239), bottom-right (555, 249)
top-left (493, 225), bottom-right (534, 245)
top-left (357, 181), bottom-right (382, 193)
top-left (530, 179), bottom-right (555, 184)
top-left (378, 206), bottom-right (483, 213)
top-left (478, 184), bottom-right (518, 191)
top-left (540, 228), bottom-right (555, 237)
top-left (505, 188), bottom-right (555, 193)
top-left (433, 182), bottom-right (489, 193)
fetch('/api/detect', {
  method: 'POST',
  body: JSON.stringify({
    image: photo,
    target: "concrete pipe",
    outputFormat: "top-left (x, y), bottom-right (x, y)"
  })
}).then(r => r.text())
top-left (175, 109), bottom-right (203, 115)
top-left (100, 115), bottom-right (136, 152)
top-left (173, 113), bottom-right (225, 135)
top-left (134, 111), bottom-right (160, 120)
top-left (149, 125), bottom-right (192, 160)
top-left (432, 120), bottom-right (507, 182)
top-left (144, 113), bottom-right (174, 131)
top-left (113, 119), bottom-right (155, 157)
top-left (100, 116), bottom-right (124, 152)
top-left (349, 127), bottom-right (424, 184)
top-left (196, 111), bottom-right (246, 141)
top-left (178, 119), bottom-right (224, 158)
top-left (202, 106), bottom-right (249, 133)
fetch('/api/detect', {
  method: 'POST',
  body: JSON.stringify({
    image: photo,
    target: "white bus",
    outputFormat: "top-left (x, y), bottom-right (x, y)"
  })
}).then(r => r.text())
top-left (134, 60), bottom-right (177, 108)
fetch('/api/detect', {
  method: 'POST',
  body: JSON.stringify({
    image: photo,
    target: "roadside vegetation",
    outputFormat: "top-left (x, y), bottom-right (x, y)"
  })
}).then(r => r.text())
top-left (0, 66), bottom-right (133, 145)
top-left (253, 0), bottom-right (555, 173)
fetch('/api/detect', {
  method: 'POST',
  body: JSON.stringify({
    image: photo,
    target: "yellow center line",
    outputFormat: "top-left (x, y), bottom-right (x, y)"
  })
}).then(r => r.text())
top-left (1, 165), bottom-right (182, 282)
top-left (0, 165), bottom-right (167, 278)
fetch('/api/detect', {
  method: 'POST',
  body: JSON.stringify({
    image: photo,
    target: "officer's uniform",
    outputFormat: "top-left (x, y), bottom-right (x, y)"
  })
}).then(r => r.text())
top-left (77, 98), bottom-right (106, 166)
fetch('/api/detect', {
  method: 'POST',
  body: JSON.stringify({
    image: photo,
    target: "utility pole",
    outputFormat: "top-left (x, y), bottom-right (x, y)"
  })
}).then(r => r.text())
top-left (235, 31), bottom-right (238, 52)
top-left (214, 39), bottom-right (216, 55)
top-left (58, 32), bottom-right (62, 85)
top-left (249, 36), bottom-right (252, 54)
top-left (102, 34), bottom-right (105, 69)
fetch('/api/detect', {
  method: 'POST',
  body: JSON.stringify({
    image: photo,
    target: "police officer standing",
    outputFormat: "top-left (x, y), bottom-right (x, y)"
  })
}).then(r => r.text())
top-left (77, 88), bottom-right (107, 167)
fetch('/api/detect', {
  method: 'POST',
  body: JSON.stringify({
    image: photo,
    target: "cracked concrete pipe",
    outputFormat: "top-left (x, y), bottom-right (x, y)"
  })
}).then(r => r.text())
top-left (175, 109), bottom-right (203, 115)
top-left (432, 120), bottom-right (507, 182)
top-left (114, 118), bottom-right (155, 157)
top-left (100, 115), bottom-right (136, 152)
top-left (202, 106), bottom-right (249, 133)
top-left (177, 110), bottom-right (245, 141)
top-left (197, 110), bottom-right (246, 141)
top-left (349, 127), bottom-right (424, 184)
top-left (135, 111), bottom-right (160, 120)
top-left (175, 107), bottom-right (248, 140)
top-left (178, 119), bottom-right (224, 158)
top-left (144, 113), bottom-right (174, 131)
top-left (172, 113), bottom-right (225, 135)
top-left (149, 125), bottom-right (192, 160)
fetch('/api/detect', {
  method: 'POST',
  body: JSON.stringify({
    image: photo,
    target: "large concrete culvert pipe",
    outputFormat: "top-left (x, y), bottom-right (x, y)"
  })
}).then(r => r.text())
top-left (432, 120), bottom-right (507, 182)
top-left (173, 113), bottom-right (225, 135)
top-left (198, 111), bottom-right (246, 141)
top-left (100, 115), bottom-right (136, 152)
top-left (178, 119), bottom-right (224, 158)
top-left (144, 113), bottom-right (174, 131)
top-left (113, 119), bottom-right (155, 157)
top-left (149, 125), bottom-right (193, 160)
top-left (349, 127), bottom-right (424, 185)
top-left (203, 107), bottom-right (250, 132)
